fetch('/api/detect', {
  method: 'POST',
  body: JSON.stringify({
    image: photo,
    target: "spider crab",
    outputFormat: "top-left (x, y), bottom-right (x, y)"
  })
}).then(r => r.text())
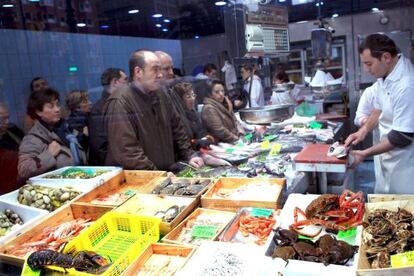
top-left (290, 190), bottom-right (365, 238)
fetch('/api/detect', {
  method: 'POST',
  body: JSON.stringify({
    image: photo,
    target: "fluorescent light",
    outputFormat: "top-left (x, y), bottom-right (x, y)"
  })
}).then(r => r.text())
top-left (128, 9), bottom-right (139, 14)
top-left (215, 1), bottom-right (226, 6)
top-left (194, 36), bottom-right (200, 39)
top-left (152, 14), bottom-right (163, 18)
top-left (163, 19), bottom-right (170, 23)
top-left (372, 7), bottom-right (379, 12)
top-left (155, 24), bottom-right (162, 28)
top-left (279, 0), bottom-right (286, 2)
top-left (29, 0), bottom-right (40, 2)
top-left (162, 28), bottom-right (168, 32)
top-left (296, 20), bottom-right (308, 24)
top-left (77, 23), bottom-right (86, 27)
top-left (332, 13), bottom-right (339, 18)
top-left (100, 25), bottom-right (109, 29)
top-left (2, 4), bottom-right (14, 8)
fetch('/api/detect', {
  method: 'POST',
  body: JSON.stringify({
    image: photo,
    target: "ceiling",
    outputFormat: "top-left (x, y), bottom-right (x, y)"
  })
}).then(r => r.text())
top-left (0, 0), bottom-right (413, 39)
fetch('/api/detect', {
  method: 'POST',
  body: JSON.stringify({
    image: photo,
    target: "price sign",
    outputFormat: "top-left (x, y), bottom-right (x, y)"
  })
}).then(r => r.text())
top-left (250, 208), bottom-right (273, 218)
top-left (391, 251), bottom-right (414, 268)
top-left (269, 144), bottom-right (282, 156)
top-left (123, 189), bottom-right (137, 196)
top-left (298, 235), bottom-right (313, 240)
top-left (225, 148), bottom-right (235, 153)
top-left (191, 225), bottom-right (219, 239)
top-left (263, 135), bottom-right (277, 141)
top-left (244, 133), bottom-right (253, 140)
top-left (337, 227), bottom-right (357, 239)
top-left (261, 140), bottom-right (270, 150)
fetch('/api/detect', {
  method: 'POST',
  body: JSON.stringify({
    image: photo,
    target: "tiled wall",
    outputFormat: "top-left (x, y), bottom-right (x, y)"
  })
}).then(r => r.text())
top-left (0, 29), bottom-right (182, 128)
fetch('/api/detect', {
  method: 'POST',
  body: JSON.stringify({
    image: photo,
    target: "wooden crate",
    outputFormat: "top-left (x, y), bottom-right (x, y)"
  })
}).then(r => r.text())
top-left (357, 200), bottom-right (414, 276)
top-left (122, 243), bottom-right (196, 275)
top-left (0, 203), bottom-right (112, 265)
top-left (161, 208), bottom-right (235, 246)
top-left (124, 170), bottom-right (167, 185)
top-left (132, 177), bottom-right (213, 199)
top-left (201, 177), bottom-right (285, 212)
top-left (115, 194), bottom-right (198, 235)
top-left (74, 170), bottom-right (165, 207)
top-left (368, 194), bottom-right (414, 203)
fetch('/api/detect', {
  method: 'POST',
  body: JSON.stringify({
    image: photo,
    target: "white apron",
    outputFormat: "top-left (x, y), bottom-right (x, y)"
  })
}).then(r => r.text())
top-left (374, 92), bottom-right (414, 194)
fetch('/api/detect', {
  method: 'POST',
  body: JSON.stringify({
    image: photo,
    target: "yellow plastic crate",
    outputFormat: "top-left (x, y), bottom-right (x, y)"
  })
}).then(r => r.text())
top-left (42, 212), bottom-right (160, 276)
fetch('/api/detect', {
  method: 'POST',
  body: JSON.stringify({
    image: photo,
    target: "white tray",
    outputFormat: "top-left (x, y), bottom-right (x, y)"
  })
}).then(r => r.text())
top-left (29, 166), bottom-right (122, 192)
top-left (275, 193), bottom-right (362, 275)
top-left (0, 200), bottom-right (48, 245)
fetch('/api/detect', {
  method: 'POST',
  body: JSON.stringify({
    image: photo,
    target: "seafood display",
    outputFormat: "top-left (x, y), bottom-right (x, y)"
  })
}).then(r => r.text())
top-left (0, 209), bottom-right (24, 236)
top-left (200, 250), bottom-right (245, 276)
top-left (153, 205), bottom-right (185, 223)
top-left (90, 192), bottom-right (131, 206)
top-left (363, 208), bottom-right (414, 268)
top-left (267, 228), bottom-right (358, 266)
top-left (237, 214), bottom-right (276, 245)
top-left (173, 213), bottom-right (234, 246)
top-left (5, 218), bottom-right (93, 257)
top-left (18, 184), bottom-right (80, 211)
top-left (290, 190), bottom-right (365, 237)
top-left (43, 167), bottom-right (109, 179)
top-left (136, 254), bottom-right (187, 275)
top-left (27, 249), bottom-right (111, 274)
top-left (151, 178), bottom-right (211, 196)
top-left (213, 182), bottom-right (280, 201)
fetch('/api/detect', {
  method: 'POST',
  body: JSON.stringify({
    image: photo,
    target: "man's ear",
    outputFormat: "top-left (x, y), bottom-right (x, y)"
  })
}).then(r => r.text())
top-left (134, 66), bottom-right (143, 79)
top-left (381, 52), bottom-right (393, 64)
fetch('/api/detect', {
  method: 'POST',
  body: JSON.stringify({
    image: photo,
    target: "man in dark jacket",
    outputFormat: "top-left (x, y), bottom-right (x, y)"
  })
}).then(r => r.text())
top-left (103, 50), bottom-right (204, 171)
top-left (88, 68), bottom-right (128, 165)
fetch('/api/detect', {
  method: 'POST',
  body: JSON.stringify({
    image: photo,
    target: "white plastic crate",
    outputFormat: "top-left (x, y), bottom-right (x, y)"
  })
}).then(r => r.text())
top-left (0, 200), bottom-right (48, 245)
top-left (29, 166), bottom-right (122, 192)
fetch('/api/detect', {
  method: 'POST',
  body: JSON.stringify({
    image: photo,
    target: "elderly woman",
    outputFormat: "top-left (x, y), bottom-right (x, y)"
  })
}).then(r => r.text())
top-left (18, 88), bottom-right (87, 180)
top-left (201, 80), bottom-right (244, 143)
top-left (172, 82), bottom-right (208, 141)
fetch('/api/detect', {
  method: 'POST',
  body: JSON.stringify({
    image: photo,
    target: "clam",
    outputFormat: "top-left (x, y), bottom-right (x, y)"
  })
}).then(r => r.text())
top-left (163, 205), bottom-right (180, 222)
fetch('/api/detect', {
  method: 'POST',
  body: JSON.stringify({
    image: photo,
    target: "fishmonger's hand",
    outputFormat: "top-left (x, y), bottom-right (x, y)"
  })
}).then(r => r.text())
top-left (345, 128), bottom-right (368, 148)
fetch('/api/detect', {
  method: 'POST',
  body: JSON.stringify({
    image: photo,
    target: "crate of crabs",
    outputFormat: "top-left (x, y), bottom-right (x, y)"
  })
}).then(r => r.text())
top-left (357, 199), bottom-right (414, 276)
top-left (265, 191), bottom-right (365, 275)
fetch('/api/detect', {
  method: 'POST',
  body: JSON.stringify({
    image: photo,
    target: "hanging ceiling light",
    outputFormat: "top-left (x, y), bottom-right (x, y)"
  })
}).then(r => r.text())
top-left (152, 14), bottom-right (163, 18)
top-left (215, 1), bottom-right (226, 6)
top-left (332, 13), bottom-right (339, 18)
top-left (76, 23), bottom-right (86, 27)
top-left (128, 9), bottom-right (139, 14)
top-left (2, 4), bottom-right (14, 8)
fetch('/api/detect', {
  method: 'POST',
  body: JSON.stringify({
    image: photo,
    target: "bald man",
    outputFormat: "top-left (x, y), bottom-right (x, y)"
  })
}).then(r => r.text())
top-left (155, 51), bottom-right (175, 80)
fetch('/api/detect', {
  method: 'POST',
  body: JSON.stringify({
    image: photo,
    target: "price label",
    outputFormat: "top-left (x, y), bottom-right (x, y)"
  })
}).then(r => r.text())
top-left (236, 142), bottom-right (244, 147)
top-left (391, 251), bottom-right (414, 268)
top-left (261, 140), bottom-right (270, 150)
top-left (298, 235), bottom-right (314, 240)
top-left (263, 135), bottom-right (277, 141)
top-left (191, 225), bottom-right (219, 239)
top-left (123, 189), bottom-right (137, 196)
top-left (337, 227), bottom-right (357, 239)
top-left (309, 122), bottom-right (322, 129)
top-left (250, 208), bottom-right (273, 218)
top-left (244, 133), bottom-right (253, 140)
top-left (225, 148), bottom-right (235, 153)
top-left (269, 144), bottom-right (282, 156)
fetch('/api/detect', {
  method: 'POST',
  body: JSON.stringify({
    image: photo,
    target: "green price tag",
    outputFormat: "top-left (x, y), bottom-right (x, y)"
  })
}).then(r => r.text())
top-left (244, 133), bottom-right (253, 140)
top-left (309, 122), bottom-right (323, 129)
top-left (298, 235), bottom-right (314, 240)
top-left (391, 250), bottom-right (414, 268)
top-left (263, 135), bottom-right (277, 141)
top-left (269, 144), bottom-right (282, 156)
top-left (337, 227), bottom-right (357, 239)
top-left (225, 148), bottom-right (235, 153)
top-left (123, 189), bottom-right (137, 196)
top-left (236, 142), bottom-right (244, 147)
top-left (191, 225), bottom-right (219, 239)
top-left (250, 208), bottom-right (273, 218)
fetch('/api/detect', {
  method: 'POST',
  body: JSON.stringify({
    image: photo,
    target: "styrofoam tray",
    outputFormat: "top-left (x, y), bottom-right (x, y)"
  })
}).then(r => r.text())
top-left (176, 241), bottom-right (285, 276)
top-left (29, 166), bottom-right (122, 192)
top-left (274, 193), bottom-right (362, 275)
top-left (0, 187), bottom-right (84, 213)
top-left (0, 200), bottom-right (48, 245)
